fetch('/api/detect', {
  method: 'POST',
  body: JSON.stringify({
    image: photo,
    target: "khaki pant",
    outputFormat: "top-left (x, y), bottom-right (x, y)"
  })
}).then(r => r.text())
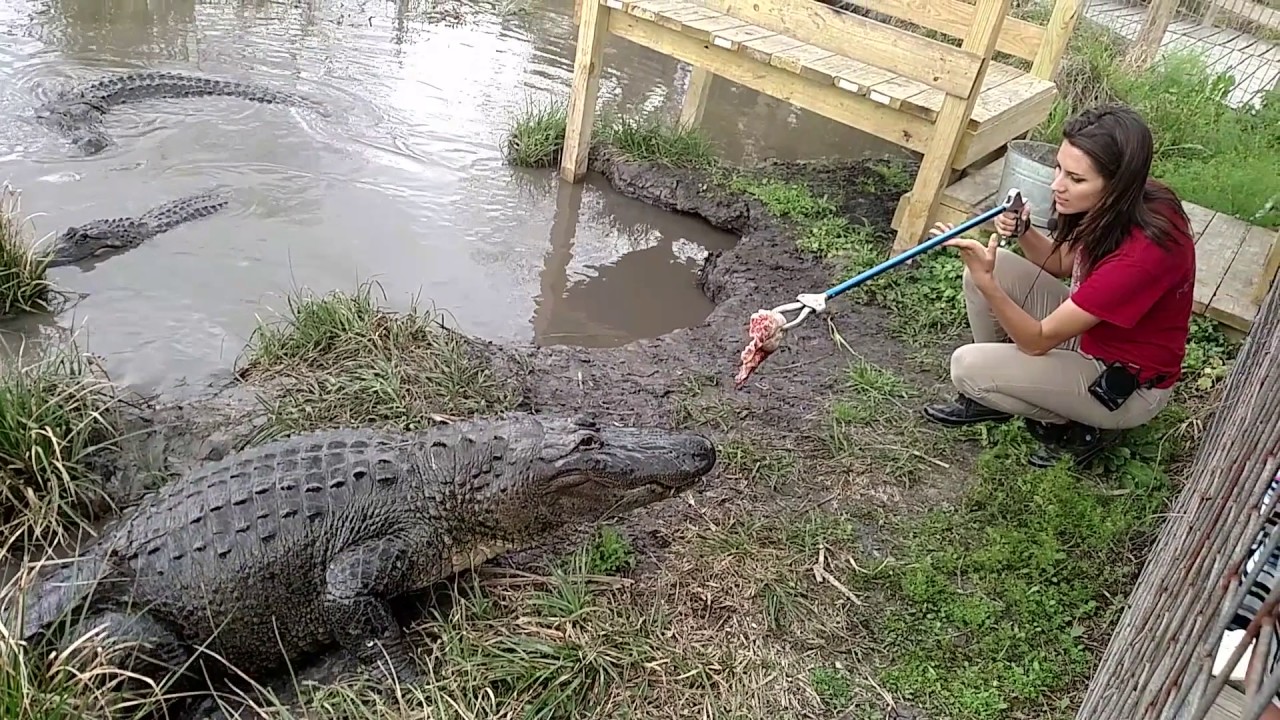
top-left (950, 248), bottom-right (1173, 429)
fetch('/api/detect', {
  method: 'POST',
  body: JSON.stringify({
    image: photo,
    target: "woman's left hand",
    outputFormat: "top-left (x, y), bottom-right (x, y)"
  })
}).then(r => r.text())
top-left (944, 232), bottom-right (1000, 285)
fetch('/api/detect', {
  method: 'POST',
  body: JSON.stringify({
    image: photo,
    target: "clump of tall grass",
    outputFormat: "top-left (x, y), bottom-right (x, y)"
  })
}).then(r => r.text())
top-left (501, 100), bottom-right (719, 169)
top-left (0, 183), bottom-right (59, 317)
top-left (236, 280), bottom-right (524, 443)
top-left (0, 343), bottom-right (123, 554)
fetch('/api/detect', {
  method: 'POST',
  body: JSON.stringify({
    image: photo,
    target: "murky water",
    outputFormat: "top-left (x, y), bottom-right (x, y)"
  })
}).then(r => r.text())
top-left (0, 0), bottom-right (905, 393)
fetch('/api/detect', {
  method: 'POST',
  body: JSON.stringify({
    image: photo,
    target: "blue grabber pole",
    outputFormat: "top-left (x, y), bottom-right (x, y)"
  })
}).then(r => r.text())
top-left (771, 188), bottom-right (1026, 329)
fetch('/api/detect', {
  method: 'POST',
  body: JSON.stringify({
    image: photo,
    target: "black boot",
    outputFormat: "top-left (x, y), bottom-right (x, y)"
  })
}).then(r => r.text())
top-left (922, 393), bottom-right (1013, 426)
top-left (1027, 420), bottom-right (1112, 468)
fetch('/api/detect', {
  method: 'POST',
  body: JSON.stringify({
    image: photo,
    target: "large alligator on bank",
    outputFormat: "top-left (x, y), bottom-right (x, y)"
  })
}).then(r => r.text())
top-left (34, 70), bottom-right (323, 155)
top-left (47, 188), bottom-right (232, 267)
top-left (7, 413), bottom-right (716, 702)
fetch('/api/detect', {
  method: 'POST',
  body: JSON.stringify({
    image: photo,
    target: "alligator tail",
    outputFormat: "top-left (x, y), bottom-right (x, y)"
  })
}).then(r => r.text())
top-left (139, 188), bottom-right (233, 235)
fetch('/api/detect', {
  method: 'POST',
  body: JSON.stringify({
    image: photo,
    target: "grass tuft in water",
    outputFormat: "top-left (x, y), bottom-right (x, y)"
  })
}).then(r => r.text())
top-left (0, 183), bottom-right (59, 317)
top-left (502, 101), bottom-right (719, 169)
top-left (502, 100), bottom-right (569, 169)
top-left (0, 343), bottom-right (123, 555)
top-left (595, 114), bottom-right (718, 168)
top-left (237, 280), bottom-right (524, 442)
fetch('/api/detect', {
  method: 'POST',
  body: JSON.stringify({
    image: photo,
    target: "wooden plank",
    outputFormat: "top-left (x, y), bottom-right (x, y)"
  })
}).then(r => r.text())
top-left (708, 23), bottom-right (776, 51)
top-left (1193, 212), bottom-right (1252, 315)
top-left (1209, 224), bottom-right (1275, 329)
top-left (970, 70), bottom-right (1057, 124)
top-left (903, 61), bottom-right (1022, 121)
top-left (653, 3), bottom-right (720, 31)
top-left (679, 66), bottom-right (714, 126)
top-left (831, 57), bottom-right (900, 95)
top-left (739, 33), bottom-right (805, 65)
top-left (951, 158), bottom-right (1005, 210)
top-left (681, 13), bottom-right (749, 39)
top-left (562, 0), bottom-right (611, 182)
top-left (1206, 684), bottom-right (1246, 720)
top-left (956, 87), bottom-right (1056, 167)
top-left (1184, 203), bottom-right (1217, 241)
top-left (614, 0), bottom-right (686, 20)
top-left (1254, 228), bottom-right (1280, 307)
top-left (695, 0), bottom-right (987, 96)
top-left (769, 42), bottom-right (835, 76)
top-left (867, 74), bottom-right (933, 109)
top-left (606, 11), bottom-right (937, 153)
top-left (893, 0), bottom-right (1013, 251)
top-left (834, 0), bottom-right (1048, 63)
top-left (618, 0), bottom-right (684, 21)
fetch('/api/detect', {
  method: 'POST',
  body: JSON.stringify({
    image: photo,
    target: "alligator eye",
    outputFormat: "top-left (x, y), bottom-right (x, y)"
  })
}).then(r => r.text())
top-left (576, 434), bottom-right (601, 451)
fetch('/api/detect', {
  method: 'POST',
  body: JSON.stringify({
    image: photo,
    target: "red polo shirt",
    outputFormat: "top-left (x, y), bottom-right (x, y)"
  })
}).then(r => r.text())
top-left (1068, 200), bottom-right (1196, 389)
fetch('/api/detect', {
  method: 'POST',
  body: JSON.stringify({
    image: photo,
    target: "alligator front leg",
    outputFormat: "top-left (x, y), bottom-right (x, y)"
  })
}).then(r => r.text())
top-left (323, 538), bottom-right (423, 686)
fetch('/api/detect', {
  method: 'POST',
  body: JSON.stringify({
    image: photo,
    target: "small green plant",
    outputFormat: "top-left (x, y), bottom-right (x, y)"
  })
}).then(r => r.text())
top-left (0, 183), bottom-right (58, 317)
top-left (0, 344), bottom-right (122, 553)
top-left (501, 100), bottom-right (568, 168)
top-left (237, 280), bottom-right (522, 442)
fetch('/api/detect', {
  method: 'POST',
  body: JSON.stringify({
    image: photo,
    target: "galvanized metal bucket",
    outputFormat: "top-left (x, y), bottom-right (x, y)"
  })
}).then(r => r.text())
top-left (999, 140), bottom-right (1058, 230)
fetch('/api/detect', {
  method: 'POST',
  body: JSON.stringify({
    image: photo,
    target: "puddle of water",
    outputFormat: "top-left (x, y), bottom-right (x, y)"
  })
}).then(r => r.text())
top-left (0, 0), bottom-right (907, 393)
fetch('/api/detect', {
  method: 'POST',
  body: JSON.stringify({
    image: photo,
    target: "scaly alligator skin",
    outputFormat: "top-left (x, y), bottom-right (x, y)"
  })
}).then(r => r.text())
top-left (48, 189), bottom-right (232, 267)
top-left (34, 70), bottom-right (322, 155)
top-left (9, 413), bottom-right (716, 696)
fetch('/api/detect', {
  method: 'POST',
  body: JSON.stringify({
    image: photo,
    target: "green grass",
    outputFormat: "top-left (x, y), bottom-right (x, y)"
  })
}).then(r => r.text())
top-left (501, 100), bottom-right (718, 170)
top-left (0, 343), bottom-right (123, 555)
top-left (0, 182), bottom-right (59, 317)
top-left (1031, 25), bottom-right (1280, 228)
top-left (236, 280), bottom-right (524, 443)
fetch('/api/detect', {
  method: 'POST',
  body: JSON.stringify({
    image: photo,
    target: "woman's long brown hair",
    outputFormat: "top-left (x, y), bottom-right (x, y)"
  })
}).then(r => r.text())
top-left (1050, 104), bottom-right (1191, 275)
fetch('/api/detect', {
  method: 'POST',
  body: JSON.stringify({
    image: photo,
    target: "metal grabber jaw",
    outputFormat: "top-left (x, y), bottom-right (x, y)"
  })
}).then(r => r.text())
top-left (770, 292), bottom-right (828, 329)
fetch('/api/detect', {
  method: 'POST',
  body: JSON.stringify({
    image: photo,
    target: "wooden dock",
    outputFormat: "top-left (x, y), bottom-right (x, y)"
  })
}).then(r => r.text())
top-left (893, 159), bottom-right (1280, 333)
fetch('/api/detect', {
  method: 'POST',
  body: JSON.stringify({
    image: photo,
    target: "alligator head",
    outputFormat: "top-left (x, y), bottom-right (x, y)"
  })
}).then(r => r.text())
top-left (47, 218), bottom-right (150, 267)
top-left (33, 100), bottom-right (113, 155)
top-left (447, 414), bottom-right (717, 548)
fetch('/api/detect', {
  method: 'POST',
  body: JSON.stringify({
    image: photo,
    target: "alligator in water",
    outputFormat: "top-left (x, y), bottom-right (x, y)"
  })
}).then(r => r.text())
top-left (7, 414), bottom-right (716, 703)
top-left (47, 189), bottom-right (232, 267)
top-left (34, 70), bottom-right (323, 155)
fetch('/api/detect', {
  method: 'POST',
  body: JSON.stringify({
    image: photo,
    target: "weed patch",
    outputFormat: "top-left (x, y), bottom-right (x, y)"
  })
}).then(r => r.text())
top-left (501, 102), bottom-right (718, 170)
top-left (0, 183), bottom-right (59, 317)
top-left (1032, 28), bottom-right (1280, 227)
top-left (0, 344), bottom-right (122, 554)
top-left (236, 280), bottom-right (523, 443)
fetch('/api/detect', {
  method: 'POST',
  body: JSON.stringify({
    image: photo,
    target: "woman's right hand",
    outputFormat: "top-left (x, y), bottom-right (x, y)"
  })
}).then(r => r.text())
top-left (994, 202), bottom-right (1032, 238)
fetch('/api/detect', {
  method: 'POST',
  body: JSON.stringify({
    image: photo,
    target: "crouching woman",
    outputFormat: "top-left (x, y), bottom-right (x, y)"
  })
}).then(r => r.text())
top-left (922, 104), bottom-right (1197, 468)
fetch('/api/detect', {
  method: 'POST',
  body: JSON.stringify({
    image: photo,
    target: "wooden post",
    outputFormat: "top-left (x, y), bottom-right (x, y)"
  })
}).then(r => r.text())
top-left (1030, 0), bottom-right (1085, 79)
top-left (679, 66), bottom-right (714, 128)
top-left (892, 0), bottom-right (1013, 252)
top-left (1253, 229), bottom-right (1280, 307)
top-left (560, 0), bottom-right (610, 184)
top-left (1125, 0), bottom-right (1179, 70)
